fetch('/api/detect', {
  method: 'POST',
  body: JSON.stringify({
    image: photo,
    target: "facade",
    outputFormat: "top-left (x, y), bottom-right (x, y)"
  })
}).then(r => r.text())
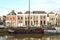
top-left (0, 16), bottom-right (3, 25)
top-left (3, 10), bottom-right (60, 27)
top-left (2, 16), bottom-right (6, 26)
top-left (17, 12), bottom-right (25, 27)
top-left (0, 16), bottom-right (5, 28)
top-left (0, 16), bottom-right (3, 23)
top-left (48, 12), bottom-right (56, 26)
top-left (32, 11), bottom-right (47, 27)
top-left (6, 10), bottom-right (17, 27)
top-left (0, 16), bottom-right (1, 21)
top-left (56, 11), bottom-right (60, 26)
top-left (24, 11), bottom-right (30, 27)
top-left (16, 11), bottom-right (47, 27)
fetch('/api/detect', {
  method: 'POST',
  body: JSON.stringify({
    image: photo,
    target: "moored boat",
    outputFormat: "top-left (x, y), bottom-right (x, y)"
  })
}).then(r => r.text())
top-left (44, 29), bottom-right (60, 34)
top-left (43, 27), bottom-right (60, 34)
top-left (8, 27), bottom-right (44, 34)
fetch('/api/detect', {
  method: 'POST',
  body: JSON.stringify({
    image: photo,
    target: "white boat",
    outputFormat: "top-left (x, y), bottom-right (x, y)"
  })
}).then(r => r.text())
top-left (8, 29), bottom-right (14, 33)
top-left (0, 25), bottom-right (5, 28)
top-left (56, 29), bottom-right (60, 33)
top-left (44, 29), bottom-right (60, 34)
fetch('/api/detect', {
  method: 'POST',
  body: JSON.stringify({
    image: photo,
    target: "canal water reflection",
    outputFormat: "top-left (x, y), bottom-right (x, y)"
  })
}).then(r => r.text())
top-left (0, 33), bottom-right (60, 40)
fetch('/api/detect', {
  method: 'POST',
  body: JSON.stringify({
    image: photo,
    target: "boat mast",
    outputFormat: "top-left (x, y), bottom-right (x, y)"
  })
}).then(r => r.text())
top-left (28, 0), bottom-right (30, 28)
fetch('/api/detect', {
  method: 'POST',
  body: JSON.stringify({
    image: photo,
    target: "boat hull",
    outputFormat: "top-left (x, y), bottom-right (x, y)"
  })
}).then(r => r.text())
top-left (8, 27), bottom-right (44, 34)
top-left (44, 30), bottom-right (60, 34)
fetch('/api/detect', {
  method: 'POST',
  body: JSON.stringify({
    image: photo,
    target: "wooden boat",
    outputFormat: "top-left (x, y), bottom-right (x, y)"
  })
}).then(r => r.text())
top-left (28, 27), bottom-right (44, 34)
top-left (8, 27), bottom-right (44, 34)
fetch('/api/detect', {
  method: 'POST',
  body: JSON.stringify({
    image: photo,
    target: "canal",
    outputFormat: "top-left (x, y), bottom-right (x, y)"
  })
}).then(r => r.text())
top-left (0, 33), bottom-right (60, 40)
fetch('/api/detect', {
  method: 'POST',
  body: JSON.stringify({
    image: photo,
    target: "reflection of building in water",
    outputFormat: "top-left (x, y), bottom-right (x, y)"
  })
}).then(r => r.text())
top-left (30, 38), bottom-right (41, 40)
top-left (0, 37), bottom-right (6, 40)
top-left (50, 36), bottom-right (60, 40)
top-left (0, 35), bottom-right (60, 40)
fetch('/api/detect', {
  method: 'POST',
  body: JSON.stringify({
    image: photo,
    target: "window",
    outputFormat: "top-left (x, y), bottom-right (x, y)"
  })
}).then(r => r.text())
top-left (18, 16), bottom-right (23, 20)
top-left (31, 21), bottom-right (33, 26)
top-left (36, 21), bottom-right (38, 25)
top-left (6, 17), bottom-right (9, 20)
top-left (40, 21), bottom-right (42, 25)
top-left (34, 16), bottom-right (38, 19)
top-left (18, 16), bottom-right (20, 20)
top-left (34, 21), bottom-right (35, 24)
top-left (0, 18), bottom-right (1, 21)
top-left (28, 21), bottom-right (30, 26)
top-left (25, 16), bottom-right (28, 19)
top-left (40, 16), bottom-right (42, 19)
top-left (19, 21), bottom-right (22, 23)
top-left (25, 21), bottom-right (27, 25)
top-left (51, 18), bottom-right (53, 20)
top-left (44, 16), bottom-right (46, 19)
top-left (10, 17), bottom-right (12, 20)
top-left (28, 17), bottom-right (29, 19)
top-left (21, 17), bottom-right (23, 19)
top-left (34, 21), bottom-right (38, 25)
top-left (44, 21), bottom-right (46, 25)
top-left (50, 18), bottom-right (53, 20)
top-left (31, 17), bottom-right (32, 19)
top-left (13, 17), bottom-right (16, 20)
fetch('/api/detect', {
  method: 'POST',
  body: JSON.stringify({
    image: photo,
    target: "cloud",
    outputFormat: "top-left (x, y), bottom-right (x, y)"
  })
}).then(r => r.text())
top-left (0, 0), bottom-right (60, 15)
top-left (52, 0), bottom-right (57, 2)
top-left (30, 0), bottom-right (60, 13)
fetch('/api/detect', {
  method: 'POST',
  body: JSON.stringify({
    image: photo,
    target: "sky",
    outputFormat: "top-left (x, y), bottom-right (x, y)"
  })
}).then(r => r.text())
top-left (0, 0), bottom-right (60, 15)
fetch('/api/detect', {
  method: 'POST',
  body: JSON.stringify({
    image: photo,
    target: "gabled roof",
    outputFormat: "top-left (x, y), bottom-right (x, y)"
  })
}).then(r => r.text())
top-left (47, 14), bottom-right (49, 17)
top-left (8, 10), bottom-right (16, 15)
top-left (48, 12), bottom-right (54, 14)
top-left (25, 11), bottom-right (30, 14)
top-left (55, 13), bottom-right (57, 15)
top-left (18, 12), bottom-right (23, 14)
top-left (33, 11), bottom-right (46, 14)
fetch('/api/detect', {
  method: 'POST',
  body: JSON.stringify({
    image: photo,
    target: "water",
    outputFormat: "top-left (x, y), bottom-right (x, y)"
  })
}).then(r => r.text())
top-left (0, 33), bottom-right (60, 40)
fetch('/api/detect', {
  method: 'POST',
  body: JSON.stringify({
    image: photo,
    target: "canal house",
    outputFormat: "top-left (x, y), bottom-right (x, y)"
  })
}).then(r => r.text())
top-left (6, 10), bottom-right (17, 27)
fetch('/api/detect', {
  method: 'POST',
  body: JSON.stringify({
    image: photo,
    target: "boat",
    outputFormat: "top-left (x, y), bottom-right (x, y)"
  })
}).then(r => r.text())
top-left (44, 29), bottom-right (60, 34)
top-left (28, 27), bottom-right (44, 34)
top-left (8, 27), bottom-right (44, 34)
top-left (43, 27), bottom-right (60, 34)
